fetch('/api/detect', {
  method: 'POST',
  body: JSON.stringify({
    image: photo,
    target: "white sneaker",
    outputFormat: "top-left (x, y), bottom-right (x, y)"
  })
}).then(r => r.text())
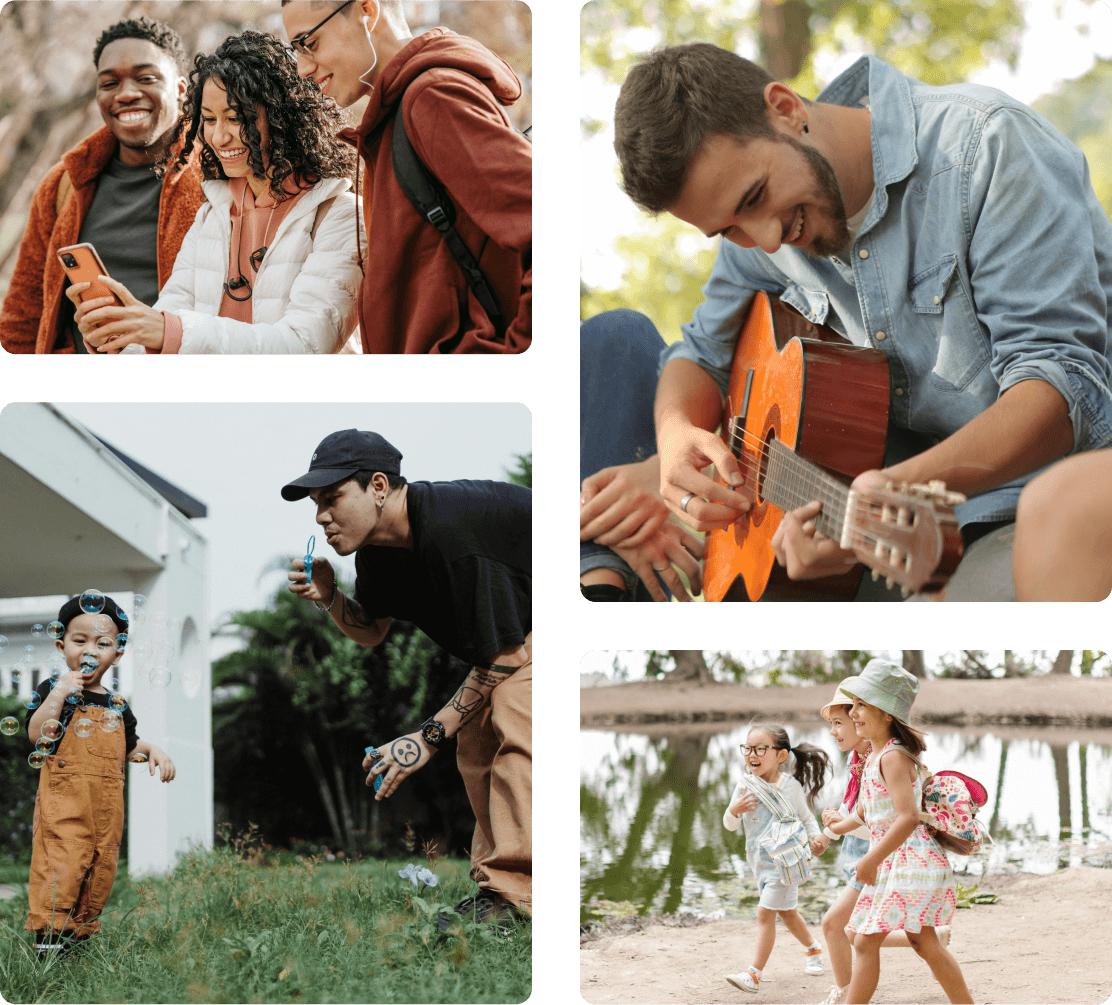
top-left (726, 967), bottom-right (760, 993)
top-left (818, 985), bottom-right (847, 1004)
top-left (804, 947), bottom-right (824, 975)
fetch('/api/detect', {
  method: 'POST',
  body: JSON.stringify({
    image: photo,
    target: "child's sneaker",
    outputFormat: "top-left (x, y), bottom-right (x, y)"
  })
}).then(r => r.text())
top-left (804, 945), bottom-right (824, 975)
top-left (818, 985), bottom-right (847, 1004)
top-left (726, 966), bottom-right (761, 993)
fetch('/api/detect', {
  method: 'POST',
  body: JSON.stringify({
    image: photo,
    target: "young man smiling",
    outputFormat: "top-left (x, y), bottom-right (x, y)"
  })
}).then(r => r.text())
top-left (0, 15), bottom-right (204, 354)
top-left (279, 0), bottom-right (532, 353)
top-left (283, 429), bottom-right (532, 928)
top-left (582, 43), bottom-right (1112, 600)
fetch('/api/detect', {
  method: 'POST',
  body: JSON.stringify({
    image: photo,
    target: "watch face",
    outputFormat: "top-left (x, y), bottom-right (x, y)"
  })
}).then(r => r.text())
top-left (422, 720), bottom-right (445, 745)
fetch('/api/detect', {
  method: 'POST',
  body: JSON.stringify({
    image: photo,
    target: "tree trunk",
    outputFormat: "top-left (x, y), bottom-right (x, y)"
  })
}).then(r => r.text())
top-left (666, 650), bottom-right (714, 685)
top-left (836, 651), bottom-right (858, 678)
top-left (758, 0), bottom-right (813, 82)
top-left (1049, 650), bottom-right (1074, 675)
top-left (298, 734), bottom-right (347, 849)
top-left (902, 650), bottom-right (926, 678)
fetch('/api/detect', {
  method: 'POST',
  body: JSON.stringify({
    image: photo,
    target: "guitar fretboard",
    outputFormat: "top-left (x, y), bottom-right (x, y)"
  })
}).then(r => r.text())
top-left (760, 439), bottom-right (851, 541)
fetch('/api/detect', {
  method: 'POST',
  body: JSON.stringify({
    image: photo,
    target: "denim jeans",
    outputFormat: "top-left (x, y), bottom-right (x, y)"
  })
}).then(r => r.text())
top-left (580, 309), bottom-right (666, 600)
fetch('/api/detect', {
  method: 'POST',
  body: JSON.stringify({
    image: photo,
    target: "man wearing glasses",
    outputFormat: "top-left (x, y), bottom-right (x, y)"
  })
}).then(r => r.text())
top-left (280, 1), bottom-right (532, 354)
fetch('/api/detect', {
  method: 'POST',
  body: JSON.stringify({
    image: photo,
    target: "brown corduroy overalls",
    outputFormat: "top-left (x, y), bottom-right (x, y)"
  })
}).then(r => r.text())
top-left (25, 704), bottom-right (126, 938)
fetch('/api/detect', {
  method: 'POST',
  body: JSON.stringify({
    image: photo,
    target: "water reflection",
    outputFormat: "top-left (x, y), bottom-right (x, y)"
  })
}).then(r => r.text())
top-left (580, 724), bottom-right (1112, 922)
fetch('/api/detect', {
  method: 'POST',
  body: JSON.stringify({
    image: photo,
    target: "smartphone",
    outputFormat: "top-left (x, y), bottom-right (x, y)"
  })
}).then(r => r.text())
top-left (56, 243), bottom-right (123, 311)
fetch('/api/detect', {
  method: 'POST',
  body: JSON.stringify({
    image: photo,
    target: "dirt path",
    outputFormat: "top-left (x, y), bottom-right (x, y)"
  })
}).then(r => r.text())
top-left (581, 867), bottom-right (1112, 1004)
top-left (580, 676), bottom-right (1112, 730)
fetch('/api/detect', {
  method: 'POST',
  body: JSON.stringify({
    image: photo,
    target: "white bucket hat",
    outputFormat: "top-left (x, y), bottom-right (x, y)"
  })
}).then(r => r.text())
top-left (837, 659), bottom-right (921, 727)
top-left (819, 677), bottom-right (860, 721)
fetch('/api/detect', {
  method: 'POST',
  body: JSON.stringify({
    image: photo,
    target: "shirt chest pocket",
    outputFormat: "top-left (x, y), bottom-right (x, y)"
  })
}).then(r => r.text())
top-left (908, 255), bottom-right (990, 391)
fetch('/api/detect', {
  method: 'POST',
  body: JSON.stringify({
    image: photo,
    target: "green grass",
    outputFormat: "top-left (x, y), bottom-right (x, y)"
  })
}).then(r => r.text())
top-left (0, 842), bottom-right (530, 1004)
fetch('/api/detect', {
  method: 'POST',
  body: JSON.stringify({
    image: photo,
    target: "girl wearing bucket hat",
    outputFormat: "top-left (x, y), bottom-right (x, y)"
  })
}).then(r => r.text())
top-left (828, 660), bottom-right (972, 1004)
top-left (816, 680), bottom-right (950, 1004)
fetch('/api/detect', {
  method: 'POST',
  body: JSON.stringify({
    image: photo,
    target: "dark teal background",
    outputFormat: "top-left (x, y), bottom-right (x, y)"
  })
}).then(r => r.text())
top-left (0, 0), bottom-right (1107, 1000)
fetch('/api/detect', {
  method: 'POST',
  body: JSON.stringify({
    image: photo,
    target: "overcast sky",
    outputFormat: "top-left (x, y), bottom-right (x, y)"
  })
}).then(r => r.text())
top-left (53, 403), bottom-right (531, 658)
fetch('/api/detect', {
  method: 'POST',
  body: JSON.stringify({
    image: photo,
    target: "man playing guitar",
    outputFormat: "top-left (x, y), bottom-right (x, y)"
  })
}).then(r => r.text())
top-left (582, 43), bottom-right (1112, 601)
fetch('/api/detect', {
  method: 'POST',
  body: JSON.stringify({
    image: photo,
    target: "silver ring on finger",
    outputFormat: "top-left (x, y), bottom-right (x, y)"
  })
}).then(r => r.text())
top-left (652, 566), bottom-right (669, 572)
top-left (680, 492), bottom-right (695, 513)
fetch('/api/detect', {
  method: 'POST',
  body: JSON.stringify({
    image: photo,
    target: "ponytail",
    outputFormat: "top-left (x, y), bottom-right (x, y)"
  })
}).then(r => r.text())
top-left (789, 742), bottom-right (832, 804)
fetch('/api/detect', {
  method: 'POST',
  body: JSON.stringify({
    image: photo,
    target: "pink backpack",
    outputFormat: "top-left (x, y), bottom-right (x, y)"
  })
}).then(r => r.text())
top-left (918, 769), bottom-right (989, 855)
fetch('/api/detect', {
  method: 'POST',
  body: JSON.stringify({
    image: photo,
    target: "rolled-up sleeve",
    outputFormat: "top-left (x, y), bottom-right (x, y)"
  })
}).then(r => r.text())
top-left (967, 107), bottom-right (1112, 453)
top-left (659, 242), bottom-right (780, 397)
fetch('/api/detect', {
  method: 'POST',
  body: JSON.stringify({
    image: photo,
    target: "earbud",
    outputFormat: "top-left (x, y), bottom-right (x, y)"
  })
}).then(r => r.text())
top-left (229, 276), bottom-right (245, 290)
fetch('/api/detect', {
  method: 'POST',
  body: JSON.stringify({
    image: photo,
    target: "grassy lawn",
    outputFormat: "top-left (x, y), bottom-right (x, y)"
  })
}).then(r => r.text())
top-left (0, 844), bottom-right (529, 1004)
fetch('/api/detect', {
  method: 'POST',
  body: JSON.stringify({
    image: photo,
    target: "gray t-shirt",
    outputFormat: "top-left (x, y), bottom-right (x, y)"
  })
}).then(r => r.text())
top-left (67, 156), bottom-right (162, 352)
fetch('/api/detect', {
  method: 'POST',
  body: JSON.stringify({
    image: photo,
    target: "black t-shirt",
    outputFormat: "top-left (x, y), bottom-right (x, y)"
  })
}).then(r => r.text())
top-left (354, 480), bottom-right (531, 666)
top-left (25, 679), bottom-right (139, 754)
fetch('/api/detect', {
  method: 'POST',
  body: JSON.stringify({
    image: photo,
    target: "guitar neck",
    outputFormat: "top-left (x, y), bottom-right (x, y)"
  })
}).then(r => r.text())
top-left (761, 439), bottom-right (850, 540)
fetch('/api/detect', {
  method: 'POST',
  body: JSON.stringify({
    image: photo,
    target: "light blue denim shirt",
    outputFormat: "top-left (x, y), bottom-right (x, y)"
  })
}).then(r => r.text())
top-left (660, 56), bottom-right (1112, 525)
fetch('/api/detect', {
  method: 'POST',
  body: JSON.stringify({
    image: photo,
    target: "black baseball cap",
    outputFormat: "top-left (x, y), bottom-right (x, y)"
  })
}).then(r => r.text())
top-left (281, 429), bottom-right (403, 501)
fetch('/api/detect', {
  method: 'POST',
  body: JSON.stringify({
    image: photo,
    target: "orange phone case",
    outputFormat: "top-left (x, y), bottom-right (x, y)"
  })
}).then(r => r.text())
top-left (56, 243), bottom-right (122, 308)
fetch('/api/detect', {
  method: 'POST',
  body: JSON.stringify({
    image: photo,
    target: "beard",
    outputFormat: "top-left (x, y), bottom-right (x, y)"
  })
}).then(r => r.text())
top-left (777, 132), bottom-right (851, 258)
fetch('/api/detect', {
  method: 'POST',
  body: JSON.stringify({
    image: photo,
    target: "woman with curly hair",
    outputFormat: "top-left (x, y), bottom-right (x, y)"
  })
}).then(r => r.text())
top-left (65, 30), bottom-right (364, 353)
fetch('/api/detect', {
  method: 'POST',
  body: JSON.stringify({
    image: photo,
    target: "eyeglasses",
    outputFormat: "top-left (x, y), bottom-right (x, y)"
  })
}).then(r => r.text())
top-left (740, 744), bottom-right (778, 756)
top-left (290, 0), bottom-right (355, 56)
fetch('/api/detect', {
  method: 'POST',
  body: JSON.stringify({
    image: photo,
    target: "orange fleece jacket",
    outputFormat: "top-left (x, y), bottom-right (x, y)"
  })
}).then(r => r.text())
top-left (342, 29), bottom-right (532, 354)
top-left (0, 127), bottom-right (204, 354)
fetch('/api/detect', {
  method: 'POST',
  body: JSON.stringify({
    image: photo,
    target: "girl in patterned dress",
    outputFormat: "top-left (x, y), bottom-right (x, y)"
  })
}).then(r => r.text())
top-left (827, 660), bottom-right (972, 1004)
top-left (722, 723), bottom-right (831, 994)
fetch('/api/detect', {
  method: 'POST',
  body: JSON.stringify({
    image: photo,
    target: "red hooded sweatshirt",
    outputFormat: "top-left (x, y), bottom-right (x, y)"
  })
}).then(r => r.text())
top-left (342, 29), bottom-right (531, 354)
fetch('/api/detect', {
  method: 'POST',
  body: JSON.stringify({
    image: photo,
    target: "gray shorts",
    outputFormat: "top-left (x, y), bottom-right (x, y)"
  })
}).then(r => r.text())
top-left (757, 873), bottom-right (799, 911)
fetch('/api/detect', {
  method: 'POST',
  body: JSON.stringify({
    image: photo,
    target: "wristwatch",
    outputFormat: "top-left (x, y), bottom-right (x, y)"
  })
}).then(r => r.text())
top-left (420, 717), bottom-right (447, 747)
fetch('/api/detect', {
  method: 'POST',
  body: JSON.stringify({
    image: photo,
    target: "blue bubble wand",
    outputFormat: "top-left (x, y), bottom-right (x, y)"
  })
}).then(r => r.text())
top-left (304, 535), bottom-right (315, 585)
top-left (365, 746), bottom-right (384, 792)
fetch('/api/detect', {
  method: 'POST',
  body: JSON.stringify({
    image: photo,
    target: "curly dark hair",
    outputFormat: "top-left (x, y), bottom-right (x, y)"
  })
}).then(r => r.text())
top-left (93, 15), bottom-right (187, 74)
top-left (167, 30), bottom-right (354, 200)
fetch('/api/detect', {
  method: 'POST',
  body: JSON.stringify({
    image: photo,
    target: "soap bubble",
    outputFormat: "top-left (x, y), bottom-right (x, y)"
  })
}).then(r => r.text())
top-left (151, 615), bottom-right (165, 630)
top-left (103, 676), bottom-right (119, 693)
top-left (47, 621), bottom-right (64, 640)
top-left (30, 624), bottom-right (45, 639)
top-left (150, 667), bottom-right (171, 689)
top-left (180, 672), bottom-right (199, 691)
top-left (134, 642), bottom-right (153, 662)
top-left (136, 663), bottom-right (149, 682)
top-left (28, 751), bottom-right (44, 769)
top-left (10, 666), bottom-right (22, 685)
top-left (116, 609), bottom-right (128, 626)
top-left (23, 645), bottom-right (35, 657)
top-left (41, 719), bottom-right (62, 740)
top-left (133, 595), bottom-right (147, 611)
top-left (168, 617), bottom-right (182, 634)
top-left (65, 687), bottom-right (82, 704)
top-left (96, 637), bottom-right (115, 653)
top-left (46, 701), bottom-right (60, 715)
top-left (109, 694), bottom-right (127, 713)
top-left (34, 737), bottom-right (54, 755)
top-left (100, 710), bottom-right (122, 733)
top-left (0, 636), bottom-right (6, 653)
top-left (115, 634), bottom-right (128, 652)
top-left (25, 692), bottom-right (41, 711)
top-left (80, 589), bottom-right (105, 614)
top-left (1, 716), bottom-right (18, 736)
top-left (93, 614), bottom-right (114, 634)
top-left (49, 665), bottom-right (63, 681)
top-left (74, 718), bottom-right (94, 739)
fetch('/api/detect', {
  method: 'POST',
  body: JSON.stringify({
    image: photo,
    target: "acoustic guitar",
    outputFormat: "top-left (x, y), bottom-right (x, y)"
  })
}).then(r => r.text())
top-left (703, 291), bottom-right (965, 602)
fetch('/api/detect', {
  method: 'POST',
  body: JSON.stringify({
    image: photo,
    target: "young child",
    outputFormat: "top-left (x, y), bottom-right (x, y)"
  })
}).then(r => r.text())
top-left (722, 722), bottom-right (831, 994)
top-left (827, 660), bottom-right (972, 1005)
top-left (24, 595), bottom-right (175, 960)
top-left (815, 681), bottom-right (951, 1004)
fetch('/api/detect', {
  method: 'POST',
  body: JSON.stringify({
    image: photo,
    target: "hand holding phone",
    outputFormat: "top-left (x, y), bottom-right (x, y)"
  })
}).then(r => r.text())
top-left (57, 244), bottom-right (123, 315)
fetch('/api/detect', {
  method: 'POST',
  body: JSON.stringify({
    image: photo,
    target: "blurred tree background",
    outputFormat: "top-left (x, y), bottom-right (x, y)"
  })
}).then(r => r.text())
top-left (0, 0), bottom-right (531, 300)
top-left (580, 0), bottom-right (1112, 338)
top-left (1, 453), bottom-right (530, 867)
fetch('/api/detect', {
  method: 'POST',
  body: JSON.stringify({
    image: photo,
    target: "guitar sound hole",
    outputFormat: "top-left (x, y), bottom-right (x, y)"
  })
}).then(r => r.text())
top-left (756, 430), bottom-right (776, 504)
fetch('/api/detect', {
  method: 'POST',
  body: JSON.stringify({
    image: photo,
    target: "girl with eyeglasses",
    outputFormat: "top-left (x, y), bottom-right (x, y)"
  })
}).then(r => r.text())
top-left (66, 31), bottom-right (364, 354)
top-left (722, 722), bottom-right (831, 994)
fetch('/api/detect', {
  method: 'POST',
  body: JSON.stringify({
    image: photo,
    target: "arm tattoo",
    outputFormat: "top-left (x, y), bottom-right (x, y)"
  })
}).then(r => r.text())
top-left (448, 685), bottom-right (486, 725)
top-left (470, 664), bottom-right (519, 689)
top-left (391, 737), bottom-right (422, 767)
top-left (340, 593), bottom-right (373, 629)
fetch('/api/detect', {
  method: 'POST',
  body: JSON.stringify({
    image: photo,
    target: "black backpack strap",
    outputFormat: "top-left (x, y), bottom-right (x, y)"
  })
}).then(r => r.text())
top-left (390, 96), bottom-right (508, 339)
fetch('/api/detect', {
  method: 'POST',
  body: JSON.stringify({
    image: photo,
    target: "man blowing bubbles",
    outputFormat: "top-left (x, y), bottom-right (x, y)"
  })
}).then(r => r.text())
top-left (283, 430), bottom-right (532, 927)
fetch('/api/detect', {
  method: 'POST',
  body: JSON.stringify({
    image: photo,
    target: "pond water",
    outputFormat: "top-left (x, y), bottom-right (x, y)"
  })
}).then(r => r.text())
top-left (580, 723), bottom-right (1112, 924)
